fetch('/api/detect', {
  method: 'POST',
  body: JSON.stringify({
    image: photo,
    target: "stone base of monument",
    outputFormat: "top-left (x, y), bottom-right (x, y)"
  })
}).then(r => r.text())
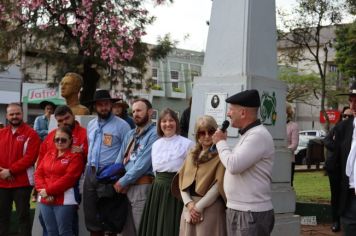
top-left (272, 213), bottom-right (301, 235)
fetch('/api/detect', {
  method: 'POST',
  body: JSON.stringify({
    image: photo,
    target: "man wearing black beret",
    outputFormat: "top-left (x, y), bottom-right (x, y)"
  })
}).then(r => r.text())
top-left (212, 89), bottom-right (275, 236)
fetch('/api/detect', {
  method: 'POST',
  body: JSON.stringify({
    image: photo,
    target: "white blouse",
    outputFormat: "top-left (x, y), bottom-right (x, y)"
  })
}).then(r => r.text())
top-left (152, 135), bottom-right (194, 172)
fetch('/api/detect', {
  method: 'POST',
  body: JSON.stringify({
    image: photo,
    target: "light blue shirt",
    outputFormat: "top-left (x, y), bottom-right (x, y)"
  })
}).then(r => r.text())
top-left (87, 113), bottom-right (131, 168)
top-left (34, 115), bottom-right (49, 140)
top-left (115, 122), bottom-right (158, 187)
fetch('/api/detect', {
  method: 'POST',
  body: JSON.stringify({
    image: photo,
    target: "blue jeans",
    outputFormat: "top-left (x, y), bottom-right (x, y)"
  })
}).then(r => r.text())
top-left (39, 211), bottom-right (48, 236)
top-left (39, 203), bottom-right (76, 236)
top-left (39, 206), bottom-right (79, 236)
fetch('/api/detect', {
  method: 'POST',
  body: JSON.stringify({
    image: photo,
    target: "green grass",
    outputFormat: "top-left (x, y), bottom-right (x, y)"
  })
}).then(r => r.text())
top-left (294, 171), bottom-right (330, 203)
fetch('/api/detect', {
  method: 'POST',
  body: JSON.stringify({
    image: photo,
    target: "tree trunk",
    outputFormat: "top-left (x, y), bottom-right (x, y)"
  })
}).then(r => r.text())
top-left (80, 60), bottom-right (100, 105)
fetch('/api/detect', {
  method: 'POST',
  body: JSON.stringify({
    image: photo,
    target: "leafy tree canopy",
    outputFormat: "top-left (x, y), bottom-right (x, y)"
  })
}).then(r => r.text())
top-left (277, 0), bottom-right (345, 130)
top-left (335, 22), bottom-right (356, 78)
top-left (0, 0), bottom-right (174, 102)
top-left (278, 66), bottom-right (320, 104)
top-left (346, 0), bottom-right (356, 14)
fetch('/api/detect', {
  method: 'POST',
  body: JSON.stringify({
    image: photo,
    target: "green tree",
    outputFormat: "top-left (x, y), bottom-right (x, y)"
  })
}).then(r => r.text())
top-left (335, 23), bottom-right (356, 79)
top-left (278, 66), bottom-right (319, 103)
top-left (346, 0), bottom-right (356, 14)
top-left (0, 0), bottom-right (174, 104)
top-left (277, 0), bottom-right (345, 131)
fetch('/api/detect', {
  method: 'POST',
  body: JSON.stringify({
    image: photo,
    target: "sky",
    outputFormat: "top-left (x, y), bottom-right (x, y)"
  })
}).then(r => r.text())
top-left (142, 0), bottom-right (297, 51)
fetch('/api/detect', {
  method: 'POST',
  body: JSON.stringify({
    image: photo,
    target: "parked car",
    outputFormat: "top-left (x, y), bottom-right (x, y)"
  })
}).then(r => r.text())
top-left (299, 130), bottom-right (326, 137)
top-left (294, 134), bottom-right (324, 165)
top-left (295, 135), bottom-right (313, 164)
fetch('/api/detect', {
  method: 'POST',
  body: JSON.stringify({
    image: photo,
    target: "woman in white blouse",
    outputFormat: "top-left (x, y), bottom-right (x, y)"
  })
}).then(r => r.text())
top-left (139, 108), bottom-right (194, 236)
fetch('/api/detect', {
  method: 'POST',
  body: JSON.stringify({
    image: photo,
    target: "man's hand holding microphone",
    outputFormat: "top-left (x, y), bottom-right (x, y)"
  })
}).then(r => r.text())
top-left (212, 120), bottom-right (230, 146)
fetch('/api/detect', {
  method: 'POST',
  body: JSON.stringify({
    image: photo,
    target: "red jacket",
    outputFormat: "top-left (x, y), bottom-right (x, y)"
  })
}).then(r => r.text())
top-left (35, 149), bottom-right (84, 205)
top-left (38, 121), bottom-right (88, 166)
top-left (0, 122), bottom-right (41, 188)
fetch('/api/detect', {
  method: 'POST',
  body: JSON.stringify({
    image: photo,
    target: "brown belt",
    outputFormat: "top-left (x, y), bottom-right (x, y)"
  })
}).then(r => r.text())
top-left (134, 175), bottom-right (154, 185)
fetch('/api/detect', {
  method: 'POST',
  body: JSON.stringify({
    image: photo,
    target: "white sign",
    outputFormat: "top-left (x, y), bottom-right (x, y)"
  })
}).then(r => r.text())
top-left (27, 87), bottom-right (59, 102)
top-left (300, 216), bottom-right (317, 226)
top-left (204, 93), bottom-right (227, 125)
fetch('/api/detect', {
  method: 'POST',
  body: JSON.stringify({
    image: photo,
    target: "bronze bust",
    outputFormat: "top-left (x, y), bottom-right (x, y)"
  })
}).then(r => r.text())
top-left (60, 72), bottom-right (90, 115)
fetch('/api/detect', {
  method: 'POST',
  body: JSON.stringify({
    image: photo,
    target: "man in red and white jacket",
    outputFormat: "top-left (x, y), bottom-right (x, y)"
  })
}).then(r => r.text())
top-left (0, 103), bottom-right (41, 236)
top-left (38, 105), bottom-right (88, 165)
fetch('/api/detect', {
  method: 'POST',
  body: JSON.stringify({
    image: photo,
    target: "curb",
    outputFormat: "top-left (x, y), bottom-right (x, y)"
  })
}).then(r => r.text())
top-left (295, 202), bottom-right (332, 223)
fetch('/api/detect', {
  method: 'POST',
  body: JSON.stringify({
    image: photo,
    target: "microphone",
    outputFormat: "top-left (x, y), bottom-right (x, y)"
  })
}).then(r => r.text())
top-left (209, 120), bottom-right (230, 152)
top-left (220, 120), bottom-right (230, 133)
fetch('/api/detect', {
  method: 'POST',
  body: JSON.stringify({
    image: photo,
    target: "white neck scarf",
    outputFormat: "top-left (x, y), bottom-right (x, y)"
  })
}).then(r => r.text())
top-left (346, 118), bottom-right (356, 193)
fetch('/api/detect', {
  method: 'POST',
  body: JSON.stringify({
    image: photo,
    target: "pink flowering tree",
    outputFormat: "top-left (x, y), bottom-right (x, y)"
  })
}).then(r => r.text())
top-left (0, 0), bottom-right (173, 103)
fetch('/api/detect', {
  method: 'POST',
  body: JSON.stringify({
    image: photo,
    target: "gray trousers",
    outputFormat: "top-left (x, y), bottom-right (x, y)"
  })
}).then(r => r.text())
top-left (226, 208), bottom-right (274, 236)
top-left (121, 184), bottom-right (151, 236)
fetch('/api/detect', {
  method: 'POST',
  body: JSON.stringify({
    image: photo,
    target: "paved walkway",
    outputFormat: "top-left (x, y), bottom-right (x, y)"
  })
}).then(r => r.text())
top-left (301, 224), bottom-right (342, 236)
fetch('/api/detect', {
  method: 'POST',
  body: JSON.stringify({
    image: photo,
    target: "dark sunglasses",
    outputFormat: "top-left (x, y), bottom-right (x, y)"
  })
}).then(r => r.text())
top-left (54, 137), bottom-right (69, 144)
top-left (342, 114), bottom-right (353, 119)
top-left (197, 129), bottom-right (216, 137)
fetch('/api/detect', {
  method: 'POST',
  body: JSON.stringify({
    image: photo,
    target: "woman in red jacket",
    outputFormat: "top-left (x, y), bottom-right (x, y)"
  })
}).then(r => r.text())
top-left (35, 126), bottom-right (84, 236)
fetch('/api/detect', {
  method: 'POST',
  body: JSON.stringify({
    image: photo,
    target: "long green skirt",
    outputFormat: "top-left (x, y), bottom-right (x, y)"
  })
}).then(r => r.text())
top-left (138, 172), bottom-right (183, 236)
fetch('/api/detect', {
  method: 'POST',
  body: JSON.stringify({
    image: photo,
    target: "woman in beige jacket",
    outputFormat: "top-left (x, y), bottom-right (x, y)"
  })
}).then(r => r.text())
top-left (178, 115), bottom-right (226, 236)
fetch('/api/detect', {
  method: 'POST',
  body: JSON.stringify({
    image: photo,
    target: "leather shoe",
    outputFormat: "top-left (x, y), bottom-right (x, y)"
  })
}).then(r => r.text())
top-left (331, 222), bottom-right (340, 232)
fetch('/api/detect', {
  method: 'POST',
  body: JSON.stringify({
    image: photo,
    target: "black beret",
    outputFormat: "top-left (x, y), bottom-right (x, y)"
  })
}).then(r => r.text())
top-left (225, 89), bottom-right (260, 107)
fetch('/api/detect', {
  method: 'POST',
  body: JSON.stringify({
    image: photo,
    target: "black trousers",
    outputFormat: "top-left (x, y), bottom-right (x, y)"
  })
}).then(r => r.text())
top-left (0, 186), bottom-right (33, 236)
top-left (327, 170), bottom-right (341, 223)
top-left (291, 162), bottom-right (295, 187)
top-left (341, 192), bottom-right (356, 236)
top-left (83, 166), bottom-right (103, 232)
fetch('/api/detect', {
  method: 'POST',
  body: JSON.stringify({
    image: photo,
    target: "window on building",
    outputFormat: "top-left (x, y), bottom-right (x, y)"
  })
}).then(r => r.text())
top-left (170, 70), bottom-right (179, 89)
top-left (152, 68), bottom-right (158, 85)
top-left (329, 64), bottom-right (337, 73)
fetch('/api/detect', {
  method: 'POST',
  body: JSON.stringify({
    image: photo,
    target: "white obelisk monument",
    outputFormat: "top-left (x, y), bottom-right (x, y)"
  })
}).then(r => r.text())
top-left (189, 0), bottom-right (300, 235)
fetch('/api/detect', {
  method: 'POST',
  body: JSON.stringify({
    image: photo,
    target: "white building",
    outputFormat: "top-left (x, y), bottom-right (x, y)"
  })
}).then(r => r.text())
top-left (277, 25), bottom-right (342, 130)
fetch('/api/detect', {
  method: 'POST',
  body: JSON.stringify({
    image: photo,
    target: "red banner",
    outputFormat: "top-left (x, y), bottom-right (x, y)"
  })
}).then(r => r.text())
top-left (319, 110), bottom-right (341, 124)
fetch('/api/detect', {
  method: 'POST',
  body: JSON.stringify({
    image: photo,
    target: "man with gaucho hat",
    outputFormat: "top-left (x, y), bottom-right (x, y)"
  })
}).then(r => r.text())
top-left (327, 81), bottom-right (356, 236)
top-left (212, 89), bottom-right (275, 236)
top-left (34, 101), bottom-right (56, 140)
top-left (83, 90), bottom-right (130, 236)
